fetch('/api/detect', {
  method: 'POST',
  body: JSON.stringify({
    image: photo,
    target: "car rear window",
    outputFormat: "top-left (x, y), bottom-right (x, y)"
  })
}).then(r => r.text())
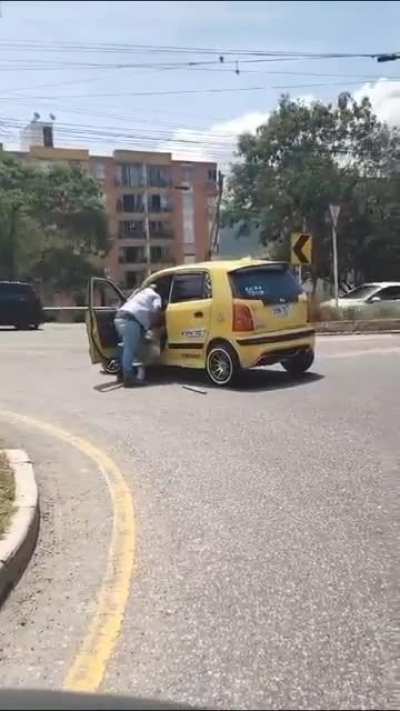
top-left (0, 283), bottom-right (35, 299)
top-left (230, 265), bottom-right (302, 304)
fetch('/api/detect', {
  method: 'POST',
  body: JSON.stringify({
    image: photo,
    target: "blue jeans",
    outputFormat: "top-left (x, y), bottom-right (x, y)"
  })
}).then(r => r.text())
top-left (114, 317), bottom-right (143, 380)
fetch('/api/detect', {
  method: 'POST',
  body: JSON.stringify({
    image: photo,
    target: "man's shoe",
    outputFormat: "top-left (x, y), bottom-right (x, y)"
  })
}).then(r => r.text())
top-left (116, 371), bottom-right (123, 383)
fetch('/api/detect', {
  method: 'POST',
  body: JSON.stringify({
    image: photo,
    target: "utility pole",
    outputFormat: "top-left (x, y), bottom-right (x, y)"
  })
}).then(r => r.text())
top-left (142, 164), bottom-right (151, 277)
top-left (329, 204), bottom-right (341, 309)
top-left (208, 171), bottom-right (224, 259)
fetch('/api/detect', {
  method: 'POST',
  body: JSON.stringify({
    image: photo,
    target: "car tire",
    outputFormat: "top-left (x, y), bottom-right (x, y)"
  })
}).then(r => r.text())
top-left (103, 358), bottom-right (121, 375)
top-left (206, 342), bottom-right (241, 387)
top-left (281, 348), bottom-right (314, 376)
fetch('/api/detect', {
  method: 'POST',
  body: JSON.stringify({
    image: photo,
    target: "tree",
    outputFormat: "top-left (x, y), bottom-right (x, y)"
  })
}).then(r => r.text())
top-left (0, 155), bottom-right (108, 291)
top-left (226, 94), bottom-right (400, 284)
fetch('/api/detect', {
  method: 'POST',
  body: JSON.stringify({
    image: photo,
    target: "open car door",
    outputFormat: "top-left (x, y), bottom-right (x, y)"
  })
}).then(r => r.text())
top-left (86, 277), bottom-right (125, 370)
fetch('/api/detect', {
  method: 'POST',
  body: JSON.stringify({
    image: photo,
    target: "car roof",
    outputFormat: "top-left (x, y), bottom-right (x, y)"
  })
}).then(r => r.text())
top-left (0, 280), bottom-right (33, 287)
top-left (149, 258), bottom-right (282, 278)
top-left (364, 281), bottom-right (400, 288)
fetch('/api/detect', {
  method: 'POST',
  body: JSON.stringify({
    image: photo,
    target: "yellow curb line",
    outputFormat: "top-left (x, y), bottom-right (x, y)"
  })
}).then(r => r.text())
top-left (0, 410), bottom-right (135, 693)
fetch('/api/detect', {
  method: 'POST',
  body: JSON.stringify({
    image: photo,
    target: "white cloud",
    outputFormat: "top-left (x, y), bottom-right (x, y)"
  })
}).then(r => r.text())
top-left (163, 98), bottom-right (315, 168)
top-left (161, 110), bottom-right (270, 168)
top-left (353, 79), bottom-right (400, 125)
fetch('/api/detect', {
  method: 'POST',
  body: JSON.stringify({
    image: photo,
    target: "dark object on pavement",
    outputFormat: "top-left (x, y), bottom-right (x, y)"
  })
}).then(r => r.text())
top-left (0, 689), bottom-right (194, 710)
top-left (0, 281), bottom-right (43, 330)
top-left (182, 385), bottom-right (208, 395)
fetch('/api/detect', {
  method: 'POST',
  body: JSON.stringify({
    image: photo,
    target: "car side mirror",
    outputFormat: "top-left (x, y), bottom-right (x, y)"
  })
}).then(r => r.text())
top-left (369, 296), bottom-right (381, 303)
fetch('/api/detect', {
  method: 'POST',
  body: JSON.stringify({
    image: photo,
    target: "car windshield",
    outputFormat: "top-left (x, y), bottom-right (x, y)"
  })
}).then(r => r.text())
top-left (230, 265), bottom-right (302, 304)
top-left (341, 284), bottom-right (378, 300)
top-left (0, 284), bottom-right (33, 298)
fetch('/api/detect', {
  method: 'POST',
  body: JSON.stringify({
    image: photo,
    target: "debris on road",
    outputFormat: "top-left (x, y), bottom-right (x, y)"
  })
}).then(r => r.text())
top-left (182, 385), bottom-right (208, 395)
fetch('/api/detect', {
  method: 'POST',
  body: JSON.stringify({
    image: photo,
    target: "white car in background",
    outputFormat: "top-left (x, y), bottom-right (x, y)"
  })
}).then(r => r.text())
top-left (321, 282), bottom-right (400, 318)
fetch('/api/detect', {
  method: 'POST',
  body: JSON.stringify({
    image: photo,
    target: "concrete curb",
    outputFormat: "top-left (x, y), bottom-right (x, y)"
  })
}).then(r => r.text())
top-left (315, 319), bottom-right (400, 335)
top-left (0, 450), bottom-right (39, 605)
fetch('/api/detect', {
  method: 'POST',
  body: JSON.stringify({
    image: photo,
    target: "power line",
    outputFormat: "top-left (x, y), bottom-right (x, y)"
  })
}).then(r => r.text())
top-left (0, 115), bottom-right (238, 151)
top-left (0, 38), bottom-right (393, 59)
top-left (0, 86), bottom-right (268, 100)
top-left (2, 76), bottom-right (399, 103)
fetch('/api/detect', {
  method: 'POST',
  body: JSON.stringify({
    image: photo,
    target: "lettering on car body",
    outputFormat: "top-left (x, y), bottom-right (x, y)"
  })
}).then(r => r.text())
top-left (181, 329), bottom-right (207, 338)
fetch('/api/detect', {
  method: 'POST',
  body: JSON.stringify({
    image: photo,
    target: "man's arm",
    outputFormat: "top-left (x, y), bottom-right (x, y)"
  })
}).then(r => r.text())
top-left (152, 294), bottom-right (162, 311)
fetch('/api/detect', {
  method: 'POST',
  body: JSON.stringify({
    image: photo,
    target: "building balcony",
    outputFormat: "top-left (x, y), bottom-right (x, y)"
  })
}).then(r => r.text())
top-left (149, 229), bottom-right (174, 239)
top-left (119, 257), bottom-right (176, 267)
top-left (148, 178), bottom-right (172, 188)
top-left (118, 230), bottom-right (146, 240)
top-left (116, 204), bottom-right (144, 214)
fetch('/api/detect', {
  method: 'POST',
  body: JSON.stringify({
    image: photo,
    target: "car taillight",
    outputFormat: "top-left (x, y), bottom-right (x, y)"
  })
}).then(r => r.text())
top-left (233, 303), bottom-right (254, 331)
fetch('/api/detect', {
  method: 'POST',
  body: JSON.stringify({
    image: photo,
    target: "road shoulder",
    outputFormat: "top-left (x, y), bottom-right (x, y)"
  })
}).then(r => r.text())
top-left (0, 450), bottom-right (39, 604)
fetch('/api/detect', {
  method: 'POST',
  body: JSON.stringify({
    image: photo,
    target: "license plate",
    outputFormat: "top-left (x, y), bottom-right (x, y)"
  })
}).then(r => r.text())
top-left (272, 304), bottom-right (290, 317)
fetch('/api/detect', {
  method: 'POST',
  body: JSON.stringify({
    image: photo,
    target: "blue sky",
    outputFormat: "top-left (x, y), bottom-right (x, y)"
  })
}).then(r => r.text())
top-left (1, 0), bottom-right (400, 164)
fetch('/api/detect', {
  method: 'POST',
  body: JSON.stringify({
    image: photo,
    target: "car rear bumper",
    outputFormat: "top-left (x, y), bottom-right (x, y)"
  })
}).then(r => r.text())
top-left (235, 327), bottom-right (315, 368)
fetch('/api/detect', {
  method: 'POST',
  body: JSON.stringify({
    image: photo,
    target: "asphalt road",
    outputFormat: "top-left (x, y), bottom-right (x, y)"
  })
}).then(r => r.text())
top-left (0, 325), bottom-right (398, 710)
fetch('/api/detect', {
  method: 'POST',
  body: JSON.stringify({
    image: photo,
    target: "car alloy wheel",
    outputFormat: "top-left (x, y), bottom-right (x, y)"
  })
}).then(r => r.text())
top-left (207, 346), bottom-right (235, 386)
top-left (103, 358), bottom-right (121, 375)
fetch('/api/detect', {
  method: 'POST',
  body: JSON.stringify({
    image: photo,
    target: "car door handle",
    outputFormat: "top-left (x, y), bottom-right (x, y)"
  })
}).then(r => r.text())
top-left (194, 311), bottom-right (203, 318)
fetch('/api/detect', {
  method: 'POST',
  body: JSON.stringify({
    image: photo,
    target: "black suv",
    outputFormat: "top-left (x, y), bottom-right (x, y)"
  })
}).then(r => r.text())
top-left (0, 281), bottom-right (43, 329)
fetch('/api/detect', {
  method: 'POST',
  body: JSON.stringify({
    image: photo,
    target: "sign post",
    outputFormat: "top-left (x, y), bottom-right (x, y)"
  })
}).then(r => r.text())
top-left (329, 204), bottom-right (341, 310)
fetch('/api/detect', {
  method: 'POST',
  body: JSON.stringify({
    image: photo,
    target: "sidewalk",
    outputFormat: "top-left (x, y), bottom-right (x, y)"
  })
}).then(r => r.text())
top-left (0, 421), bottom-right (112, 690)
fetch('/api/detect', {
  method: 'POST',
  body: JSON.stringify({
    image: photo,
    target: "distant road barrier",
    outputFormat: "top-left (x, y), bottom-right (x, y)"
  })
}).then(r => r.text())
top-left (43, 306), bottom-right (87, 322)
top-left (43, 307), bottom-right (400, 333)
top-left (315, 318), bottom-right (400, 334)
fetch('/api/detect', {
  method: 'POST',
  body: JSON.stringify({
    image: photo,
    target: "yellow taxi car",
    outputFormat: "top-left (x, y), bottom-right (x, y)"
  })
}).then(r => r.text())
top-left (86, 258), bottom-right (315, 387)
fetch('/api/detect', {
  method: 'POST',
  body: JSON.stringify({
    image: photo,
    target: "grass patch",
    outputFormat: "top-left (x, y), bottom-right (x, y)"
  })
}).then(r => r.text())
top-left (0, 453), bottom-right (15, 539)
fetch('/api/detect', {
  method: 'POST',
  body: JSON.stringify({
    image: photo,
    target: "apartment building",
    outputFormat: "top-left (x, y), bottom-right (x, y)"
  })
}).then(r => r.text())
top-left (7, 118), bottom-right (218, 289)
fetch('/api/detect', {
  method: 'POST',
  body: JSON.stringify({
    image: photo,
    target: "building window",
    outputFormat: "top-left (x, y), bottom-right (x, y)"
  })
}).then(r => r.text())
top-left (119, 163), bottom-right (143, 187)
top-left (119, 246), bottom-right (145, 264)
top-left (149, 220), bottom-right (163, 234)
top-left (182, 165), bottom-right (193, 182)
top-left (42, 125), bottom-right (53, 148)
top-left (119, 220), bottom-right (144, 238)
top-left (149, 194), bottom-right (161, 212)
top-left (208, 168), bottom-right (217, 182)
top-left (150, 246), bottom-right (171, 263)
top-left (148, 194), bottom-right (172, 213)
top-left (148, 220), bottom-right (173, 238)
top-left (151, 246), bottom-right (161, 262)
top-left (93, 160), bottom-right (105, 180)
top-left (147, 165), bottom-right (171, 187)
top-left (120, 194), bottom-right (144, 212)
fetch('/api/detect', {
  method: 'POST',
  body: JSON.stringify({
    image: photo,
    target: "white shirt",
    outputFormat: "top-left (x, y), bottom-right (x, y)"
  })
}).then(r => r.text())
top-left (120, 287), bottom-right (161, 330)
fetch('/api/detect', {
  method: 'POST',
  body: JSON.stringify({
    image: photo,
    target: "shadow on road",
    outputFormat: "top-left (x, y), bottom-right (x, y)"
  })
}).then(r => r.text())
top-left (234, 369), bottom-right (324, 392)
top-left (93, 367), bottom-right (324, 394)
top-left (93, 381), bottom-right (123, 392)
